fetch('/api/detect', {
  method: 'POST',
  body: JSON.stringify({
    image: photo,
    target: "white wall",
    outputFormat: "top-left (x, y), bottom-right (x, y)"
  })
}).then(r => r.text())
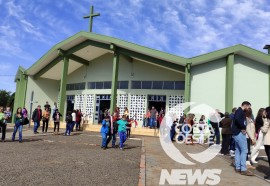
top-left (233, 55), bottom-right (269, 114)
top-left (190, 58), bottom-right (226, 112)
top-left (25, 77), bottom-right (59, 114)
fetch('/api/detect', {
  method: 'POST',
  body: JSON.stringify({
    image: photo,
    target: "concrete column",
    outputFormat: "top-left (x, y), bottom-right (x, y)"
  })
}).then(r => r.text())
top-left (110, 51), bottom-right (119, 113)
top-left (59, 56), bottom-right (69, 120)
top-left (225, 54), bottom-right (234, 113)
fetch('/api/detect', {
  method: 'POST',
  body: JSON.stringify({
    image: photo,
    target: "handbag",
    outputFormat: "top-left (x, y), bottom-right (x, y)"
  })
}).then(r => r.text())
top-left (22, 117), bottom-right (29, 125)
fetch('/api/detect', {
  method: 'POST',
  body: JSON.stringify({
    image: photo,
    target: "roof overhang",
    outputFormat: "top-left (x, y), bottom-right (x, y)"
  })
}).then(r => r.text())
top-left (188, 44), bottom-right (270, 66)
top-left (26, 31), bottom-right (187, 80)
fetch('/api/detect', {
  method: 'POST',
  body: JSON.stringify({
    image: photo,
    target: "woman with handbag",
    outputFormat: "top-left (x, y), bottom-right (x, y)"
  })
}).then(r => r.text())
top-left (12, 107), bottom-right (24, 143)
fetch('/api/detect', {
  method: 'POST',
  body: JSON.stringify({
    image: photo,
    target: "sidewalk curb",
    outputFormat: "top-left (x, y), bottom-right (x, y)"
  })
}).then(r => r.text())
top-left (138, 138), bottom-right (146, 186)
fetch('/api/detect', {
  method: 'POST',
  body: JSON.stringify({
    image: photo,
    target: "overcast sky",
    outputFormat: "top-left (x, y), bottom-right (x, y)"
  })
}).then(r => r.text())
top-left (1, 0), bottom-right (270, 92)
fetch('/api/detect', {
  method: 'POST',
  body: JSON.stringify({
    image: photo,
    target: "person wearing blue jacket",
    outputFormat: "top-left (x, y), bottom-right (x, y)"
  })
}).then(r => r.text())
top-left (100, 116), bottom-right (111, 149)
top-left (232, 101), bottom-right (253, 176)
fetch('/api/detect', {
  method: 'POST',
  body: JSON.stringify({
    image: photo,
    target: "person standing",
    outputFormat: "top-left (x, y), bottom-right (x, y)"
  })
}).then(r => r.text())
top-left (124, 107), bottom-right (129, 120)
top-left (42, 107), bottom-right (50, 133)
top-left (32, 105), bottom-right (42, 134)
top-left (232, 101), bottom-right (253, 176)
top-left (117, 115), bottom-right (130, 150)
top-left (12, 108), bottom-right (23, 143)
top-left (209, 110), bottom-right (222, 146)
top-left (71, 110), bottom-right (76, 132)
top-left (229, 107), bottom-right (237, 156)
top-left (76, 110), bottom-right (82, 131)
top-left (150, 106), bottom-right (157, 129)
top-left (100, 116), bottom-right (111, 149)
top-left (262, 107), bottom-right (270, 180)
top-left (146, 110), bottom-right (150, 127)
top-left (52, 102), bottom-right (58, 115)
top-left (250, 108), bottom-right (265, 164)
top-left (220, 112), bottom-right (233, 155)
top-left (44, 101), bottom-right (51, 114)
top-left (0, 107), bottom-right (7, 142)
top-left (52, 109), bottom-right (62, 134)
top-left (245, 108), bottom-right (256, 169)
top-left (65, 111), bottom-right (72, 136)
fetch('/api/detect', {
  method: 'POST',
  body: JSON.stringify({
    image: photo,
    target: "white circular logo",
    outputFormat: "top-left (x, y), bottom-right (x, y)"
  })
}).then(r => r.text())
top-left (159, 102), bottom-right (222, 165)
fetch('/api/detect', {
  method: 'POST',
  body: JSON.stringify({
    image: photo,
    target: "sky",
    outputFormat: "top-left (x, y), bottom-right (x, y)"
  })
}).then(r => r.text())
top-left (1, 0), bottom-right (270, 93)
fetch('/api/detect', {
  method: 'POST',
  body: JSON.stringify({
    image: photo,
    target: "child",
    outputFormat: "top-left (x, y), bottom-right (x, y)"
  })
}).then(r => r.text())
top-left (100, 116), bottom-right (110, 149)
top-left (117, 115), bottom-right (130, 150)
top-left (65, 111), bottom-right (72, 136)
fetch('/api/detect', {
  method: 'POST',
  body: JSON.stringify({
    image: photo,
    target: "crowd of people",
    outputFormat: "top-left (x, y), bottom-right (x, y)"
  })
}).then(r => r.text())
top-left (169, 101), bottom-right (270, 180)
top-left (1, 100), bottom-right (269, 179)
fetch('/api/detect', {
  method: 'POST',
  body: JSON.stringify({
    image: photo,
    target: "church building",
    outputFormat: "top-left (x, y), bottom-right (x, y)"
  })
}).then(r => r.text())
top-left (14, 31), bottom-right (270, 125)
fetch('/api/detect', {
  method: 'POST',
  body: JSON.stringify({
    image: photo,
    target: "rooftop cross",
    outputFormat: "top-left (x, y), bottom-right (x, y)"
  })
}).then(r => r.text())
top-left (83, 5), bottom-right (100, 32)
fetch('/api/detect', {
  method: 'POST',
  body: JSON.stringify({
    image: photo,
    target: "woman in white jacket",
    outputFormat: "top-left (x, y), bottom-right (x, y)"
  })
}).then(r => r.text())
top-left (262, 107), bottom-right (270, 180)
top-left (250, 108), bottom-right (265, 164)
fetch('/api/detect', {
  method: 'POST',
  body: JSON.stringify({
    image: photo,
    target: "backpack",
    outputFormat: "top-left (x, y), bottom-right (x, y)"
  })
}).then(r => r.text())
top-left (66, 115), bottom-right (72, 123)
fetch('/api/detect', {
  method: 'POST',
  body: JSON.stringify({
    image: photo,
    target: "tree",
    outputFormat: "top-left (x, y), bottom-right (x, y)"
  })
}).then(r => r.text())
top-left (0, 90), bottom-right (13, 107)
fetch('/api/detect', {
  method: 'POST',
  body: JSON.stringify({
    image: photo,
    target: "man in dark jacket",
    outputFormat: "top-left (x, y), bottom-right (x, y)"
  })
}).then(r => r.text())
top-left (32, 105), bottom-right (42, 134)
top-left (232, 101), bottom-right (253, 176)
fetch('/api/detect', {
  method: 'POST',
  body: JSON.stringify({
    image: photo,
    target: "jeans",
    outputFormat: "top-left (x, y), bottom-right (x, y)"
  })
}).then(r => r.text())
top-left (265, 145), bottom-right (270, 167)
top-left (65, 122), bottom-right (71, 135)
top-left (126, 128), bottom-right (131, 138)
top-left (170, 129), bottom-right (176, 141)
top-left (150, 118), bottom-right (156, 128)
top-left (1, 123), bottom-right (6, 140)
top-left (42, 119), bottom-right (49, 133)
top-left (143, 118), bottom-right (147, 127)
top-left (76, 121), bottom-right (81, 130)
top-left (33, 121), bottom-right (40, 132)
top-left (70, 121), bottom-right (75, 132)
top-left (234, 132), bottom-right (248, 171)
top-left (106, 132), bottom-right (117, 147)
top-left (101, 132), bottom-right (108, 147)
top-left (54, 122), bottom-right (60, 132)
top-left (209, 124), bottom-right (220, 145)
top-left (221, 134), bottom-right (232, 155)
top-left (118, 131), bottom-right (127, 148)
top-left (229, 137), bottom-right (235, 151)
top-left (12, 124), bottom-right (23, 142)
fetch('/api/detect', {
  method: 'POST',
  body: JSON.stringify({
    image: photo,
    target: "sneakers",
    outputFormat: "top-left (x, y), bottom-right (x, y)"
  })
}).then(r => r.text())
top-left (241, 170), bottom-right (254, 176)
top-left (230, 150), bottom-right (235, 157)
top-left (250, 158), bottom-right (258, 164)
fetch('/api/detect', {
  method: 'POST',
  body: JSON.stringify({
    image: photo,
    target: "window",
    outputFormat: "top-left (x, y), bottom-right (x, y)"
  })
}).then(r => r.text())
top-left (66, 83), bottom-right (85, 91)
top-left (163, 81), bottom-right (175, 89)
top-left (152, 81), bottom-right (163, 89)
top-left (142, 81), bottom-right (152, 89)
top-left (118, 81), bottom-right (129, 89)
top-left (131, 81), bottom-right (142, 89)
top-left (95, 82), bottom-right (103, 89)
top-left (104, 81), bottom-right (112, 89)
top-left (88, 82), bottom-right (95, 89)
top-left (175, 81), bottom-right (185, 90)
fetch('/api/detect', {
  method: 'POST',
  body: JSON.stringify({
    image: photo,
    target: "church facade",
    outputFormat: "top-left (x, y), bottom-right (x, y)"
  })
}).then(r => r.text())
top-left (14, 31), bottom-right (270, 124)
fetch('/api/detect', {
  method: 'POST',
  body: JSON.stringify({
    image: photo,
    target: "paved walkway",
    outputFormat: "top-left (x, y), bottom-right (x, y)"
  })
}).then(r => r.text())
top-left (143, 136), bottom-right (270, 186)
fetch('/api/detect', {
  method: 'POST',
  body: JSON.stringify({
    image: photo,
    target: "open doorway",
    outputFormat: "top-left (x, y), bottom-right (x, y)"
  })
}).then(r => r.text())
top-left (96, 95), bottom-right (111, 124)
top-left (148, 101), bottom-right (166, 113)
top-left (148, 95), bottom-right (166, 113)
top-left (66, 100), bottom-right (74, 113)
